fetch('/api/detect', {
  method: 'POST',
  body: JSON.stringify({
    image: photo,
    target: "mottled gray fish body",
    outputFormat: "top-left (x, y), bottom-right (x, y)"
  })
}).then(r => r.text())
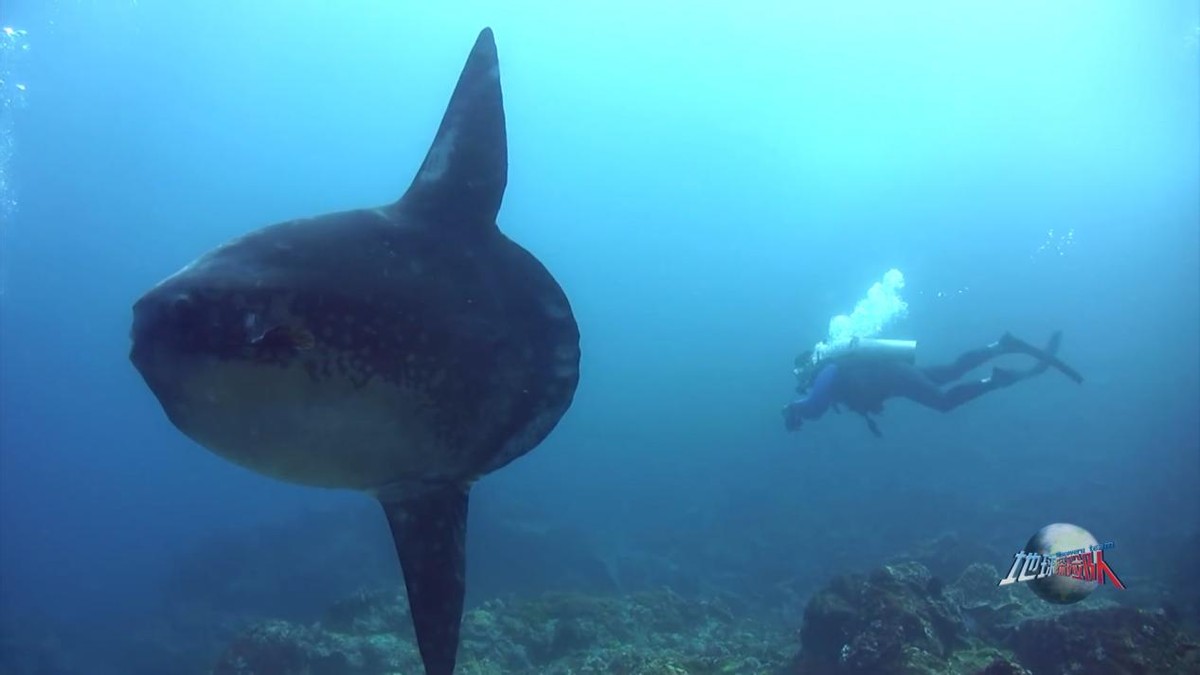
top-left (129, 28), bottom-right (579, 675)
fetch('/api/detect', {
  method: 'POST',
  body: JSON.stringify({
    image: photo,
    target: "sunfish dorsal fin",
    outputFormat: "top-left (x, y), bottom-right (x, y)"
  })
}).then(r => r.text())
top-left (398, 27), bottom-right (506, 231)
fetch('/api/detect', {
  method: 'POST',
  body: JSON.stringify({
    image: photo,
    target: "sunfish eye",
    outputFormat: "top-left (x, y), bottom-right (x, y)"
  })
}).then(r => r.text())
top-left (244, 312), bottom-right (264, 340)
top-left (169, 293), bottom-right (194, 315)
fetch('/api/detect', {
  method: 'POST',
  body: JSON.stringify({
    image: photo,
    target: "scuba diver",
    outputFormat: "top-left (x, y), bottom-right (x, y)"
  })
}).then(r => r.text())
top-left (782, 331), bottom-right (1084, 437)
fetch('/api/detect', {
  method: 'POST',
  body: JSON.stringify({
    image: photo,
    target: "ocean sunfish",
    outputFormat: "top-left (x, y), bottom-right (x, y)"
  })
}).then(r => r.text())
top-left (129, 28), bottom-right (580, 675)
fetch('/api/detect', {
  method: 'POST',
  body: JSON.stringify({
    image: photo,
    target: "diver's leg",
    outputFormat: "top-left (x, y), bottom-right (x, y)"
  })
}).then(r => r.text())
top-left (920, 331), bottom-right (1078, 385)
top-left (936, 367), bottom-right (1026, 411)
top-left (929, 332), bottom-right (1079, 412)
top-left (919, 341), bottom-right (1008, 386)
top-left (891, 362), bottom-right (1025, 413)
top-left (889, 365), bottom-right (958, 412)
top-left (900, 333), bottom-right (1079, 414)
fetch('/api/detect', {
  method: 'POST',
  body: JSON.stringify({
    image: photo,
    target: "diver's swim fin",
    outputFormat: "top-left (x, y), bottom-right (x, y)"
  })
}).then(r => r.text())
top-left (1026, 331), bottom-right (1061, 376)
top-left (1006, 331), bottom-right (1084, 384)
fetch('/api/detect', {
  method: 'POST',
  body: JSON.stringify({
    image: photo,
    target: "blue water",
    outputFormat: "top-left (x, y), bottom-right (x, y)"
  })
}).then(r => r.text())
top-left (1, 1), bottom-right (1197, 671)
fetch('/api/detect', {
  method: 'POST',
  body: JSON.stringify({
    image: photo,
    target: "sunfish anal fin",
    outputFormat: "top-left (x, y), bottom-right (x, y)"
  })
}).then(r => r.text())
top-left (381, 484), bottom-right (470, 675)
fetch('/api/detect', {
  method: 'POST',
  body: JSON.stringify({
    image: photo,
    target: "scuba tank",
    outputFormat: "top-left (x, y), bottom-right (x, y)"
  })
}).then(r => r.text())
top-left (793, 337), bottom-right (917, 393)
top-left (814, 337), bottom-right (917, 365)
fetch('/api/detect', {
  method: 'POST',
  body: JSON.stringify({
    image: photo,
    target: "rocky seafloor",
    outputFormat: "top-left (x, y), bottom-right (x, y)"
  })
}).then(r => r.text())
top-left (4, 517), bottom-right (1197, 675)
top-left (210, 559), bottom-right (1199, 675)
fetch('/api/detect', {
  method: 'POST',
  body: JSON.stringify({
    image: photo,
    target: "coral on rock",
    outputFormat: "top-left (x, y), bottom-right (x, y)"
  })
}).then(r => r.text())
top-left (1007, 606), bottom-right (1200, 674)
top-left (789, 559), bottom-right (1199, 675)
top-left (791, 560), bottom-right (1000, 674)
top-left (211, 559), bottom-right (1200, 675)
top-left (214, 587), bottom-right (792, 675)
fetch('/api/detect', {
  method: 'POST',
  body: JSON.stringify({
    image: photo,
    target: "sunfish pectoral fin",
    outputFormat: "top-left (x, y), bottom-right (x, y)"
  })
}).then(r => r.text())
top-left (398, 27), bottom-right (507, 231)
top-left (381, 483), bottom-right (471, 675)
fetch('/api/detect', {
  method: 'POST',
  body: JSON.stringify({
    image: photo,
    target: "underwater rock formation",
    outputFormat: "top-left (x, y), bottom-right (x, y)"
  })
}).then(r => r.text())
top-left (1007, 606), bottom-right (1200, 674)
top-left (791, 560), bottom-right (999, 674)
top-left (946, 562), bottom-right (1100, 641)
top-left (894, 532), bottom-right (1009, 584)
top-left (214, 587), bottom-right (790, 675)
top-left (790, 559), bottom-right (1199, 675)
top-left (207, 557), bottom-right (1200, 675)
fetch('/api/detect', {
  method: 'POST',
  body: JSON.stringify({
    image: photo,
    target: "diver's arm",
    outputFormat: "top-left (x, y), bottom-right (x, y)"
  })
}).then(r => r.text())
top-left (782, 364), bottom-right (839, 431)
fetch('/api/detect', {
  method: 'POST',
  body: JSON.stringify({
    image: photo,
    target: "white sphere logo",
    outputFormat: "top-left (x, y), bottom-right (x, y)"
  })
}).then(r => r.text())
top-left (1026, 523), bottom-right (1101, 604)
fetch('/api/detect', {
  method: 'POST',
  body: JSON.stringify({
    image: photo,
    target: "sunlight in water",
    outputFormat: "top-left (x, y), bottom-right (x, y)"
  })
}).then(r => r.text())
top-left (0, 25), bottom-right (30, 221)
top-left (0, 24), bottom-right (29, 296)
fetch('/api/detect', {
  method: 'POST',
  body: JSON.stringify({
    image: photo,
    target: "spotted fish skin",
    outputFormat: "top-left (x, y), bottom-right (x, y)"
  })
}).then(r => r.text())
top-left (131, 205), bottom-right (579, 489)
top-left (129, 28), bottom-right (578, 675)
